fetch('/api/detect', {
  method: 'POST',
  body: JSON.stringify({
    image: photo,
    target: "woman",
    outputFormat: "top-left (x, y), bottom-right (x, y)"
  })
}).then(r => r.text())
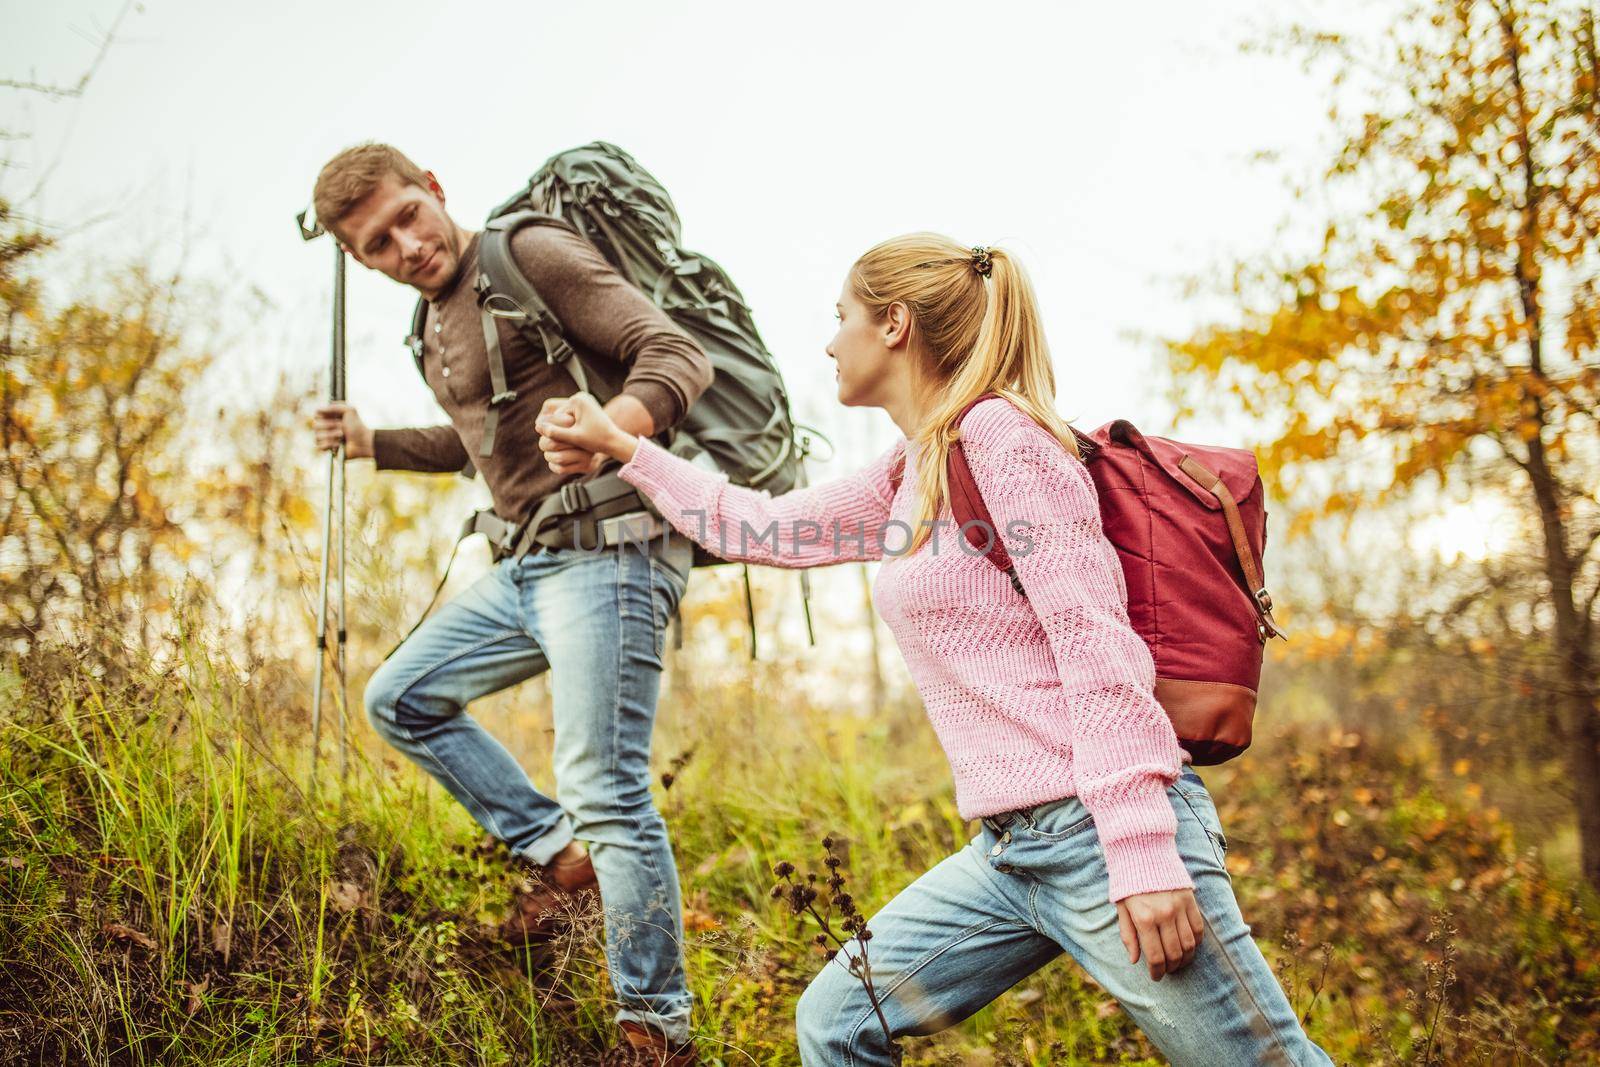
top-left (534, 234), bottom-right (1335, 1066)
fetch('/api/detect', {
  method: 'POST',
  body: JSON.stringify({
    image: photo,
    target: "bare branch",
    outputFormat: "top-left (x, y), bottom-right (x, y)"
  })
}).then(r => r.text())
top-left (0, 1), bottom-right (137, 101)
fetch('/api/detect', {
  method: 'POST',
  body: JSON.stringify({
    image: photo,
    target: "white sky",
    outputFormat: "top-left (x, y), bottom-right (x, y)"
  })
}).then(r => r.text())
top-left (3, 0), bottom-right (1386, 472)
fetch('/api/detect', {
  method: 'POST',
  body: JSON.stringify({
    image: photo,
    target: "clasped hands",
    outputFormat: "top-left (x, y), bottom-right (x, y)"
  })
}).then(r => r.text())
top-left (534, 393), bottom-right (638, 476)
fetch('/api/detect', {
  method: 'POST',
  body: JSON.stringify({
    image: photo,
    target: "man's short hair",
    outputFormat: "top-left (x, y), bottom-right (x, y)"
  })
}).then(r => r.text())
top-left (312, 143), bottom-right (430, 242)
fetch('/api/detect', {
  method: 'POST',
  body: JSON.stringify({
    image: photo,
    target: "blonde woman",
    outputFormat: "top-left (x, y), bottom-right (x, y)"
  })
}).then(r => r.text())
top-left (534, 234), bottom-right (1334, 1065)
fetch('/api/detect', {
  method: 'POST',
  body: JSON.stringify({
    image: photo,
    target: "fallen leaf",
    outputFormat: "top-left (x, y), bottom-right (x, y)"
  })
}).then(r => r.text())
top-left (328, 880), bottom-right (366, 914)
top-left (184, 976), bottom-right (209, 1015)
top-left (211, 919), bottom-right (232, 960)
top-left (103, 922), bottom-right (156, 950)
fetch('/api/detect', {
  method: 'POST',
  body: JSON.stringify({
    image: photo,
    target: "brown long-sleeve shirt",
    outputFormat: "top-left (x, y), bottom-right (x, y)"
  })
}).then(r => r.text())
top-left (372, 221), bottom-right (714, 523)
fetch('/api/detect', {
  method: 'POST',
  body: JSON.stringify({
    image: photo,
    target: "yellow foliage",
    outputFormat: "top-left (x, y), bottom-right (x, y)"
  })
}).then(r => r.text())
top-left (1163, 0), bottom-right (1599, 544)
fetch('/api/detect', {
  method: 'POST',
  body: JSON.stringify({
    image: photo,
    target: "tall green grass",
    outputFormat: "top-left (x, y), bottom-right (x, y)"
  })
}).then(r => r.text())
top-left (1, 636), bottom-right (1596, 1065)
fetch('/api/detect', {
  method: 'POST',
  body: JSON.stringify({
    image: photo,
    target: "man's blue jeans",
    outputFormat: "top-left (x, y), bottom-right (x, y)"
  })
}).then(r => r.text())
top-left (796, 766), bottom-right (1337, 1065)
top-left (364, 534), bottom-right (694, 1042)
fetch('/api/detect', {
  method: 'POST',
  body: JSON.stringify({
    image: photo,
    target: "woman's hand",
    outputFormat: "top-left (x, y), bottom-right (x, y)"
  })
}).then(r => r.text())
top-left (535, 393), bottom-right (637, 476)
top-left (1116, 888), bottom-right (1204, 981)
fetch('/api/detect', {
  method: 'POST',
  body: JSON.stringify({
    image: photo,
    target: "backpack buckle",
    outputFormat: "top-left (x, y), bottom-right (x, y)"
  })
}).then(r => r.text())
top-left (559, 480), bottom-right (591, 513)
top-left (489, 389), bottom-right (518, 407)
top-left (483, 293), bottom-right (530, 321)
top-left (595, 510), bottom-right (666, 547)
top-left (1005, 567), bottom-right (1026, 598)
top-left (1254, 588), bottom-right (1288, 642)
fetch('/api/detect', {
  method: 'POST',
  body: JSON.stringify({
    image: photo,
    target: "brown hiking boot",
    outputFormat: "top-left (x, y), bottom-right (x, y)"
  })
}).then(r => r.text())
top-left (605, 1021), bottom-right (697, 1066)
top-left (496, 849), bottom-right (598, 943)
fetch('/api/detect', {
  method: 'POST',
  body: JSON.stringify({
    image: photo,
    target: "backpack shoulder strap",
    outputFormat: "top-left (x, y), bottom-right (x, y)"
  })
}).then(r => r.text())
top-left (946, 393), bottom-right (1103, 597)
top-left (478, 211), bottom-right (612, 407)
top-left (405, 297), bottom-right (428, 378)
top-left (883, 395), bottom-right (1019, 590)
top-left (948, 392), bottom-right (1024, 594)
top-left (465, 211), bottom-right (609, 461)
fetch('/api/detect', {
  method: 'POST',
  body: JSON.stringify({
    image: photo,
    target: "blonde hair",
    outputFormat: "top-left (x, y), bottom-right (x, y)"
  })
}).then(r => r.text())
top-left (849, 232), bottom-right (1082, 555)
top-left (312, 143), bottom-right (430, 242)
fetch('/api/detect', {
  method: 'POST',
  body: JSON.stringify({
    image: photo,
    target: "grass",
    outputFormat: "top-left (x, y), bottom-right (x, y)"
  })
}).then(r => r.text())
top-left (1, 633), bottom-right (1597, 1066)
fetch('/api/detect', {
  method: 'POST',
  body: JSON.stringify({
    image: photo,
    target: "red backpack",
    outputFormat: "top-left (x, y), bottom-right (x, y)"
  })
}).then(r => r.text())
top-left (901, 392), bottom-right (1287, 765)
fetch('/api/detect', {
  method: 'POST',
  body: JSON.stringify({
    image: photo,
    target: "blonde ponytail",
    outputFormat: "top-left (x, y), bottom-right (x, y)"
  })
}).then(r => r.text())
top-left (849, 234), bottom-right (1082, 555)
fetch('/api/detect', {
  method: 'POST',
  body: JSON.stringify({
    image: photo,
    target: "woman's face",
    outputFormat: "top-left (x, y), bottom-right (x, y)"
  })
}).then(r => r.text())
top-left (827, 280), bottom-right (904, 408)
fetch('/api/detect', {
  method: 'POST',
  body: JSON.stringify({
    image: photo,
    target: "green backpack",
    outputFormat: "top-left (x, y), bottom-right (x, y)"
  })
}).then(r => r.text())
top-left (401, 142), bottom-right (824, 655)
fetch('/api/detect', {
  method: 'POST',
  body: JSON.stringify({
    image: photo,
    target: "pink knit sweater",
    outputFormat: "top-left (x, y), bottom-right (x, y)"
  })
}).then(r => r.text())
top-left (617, 395), bottom-right (1192, 901)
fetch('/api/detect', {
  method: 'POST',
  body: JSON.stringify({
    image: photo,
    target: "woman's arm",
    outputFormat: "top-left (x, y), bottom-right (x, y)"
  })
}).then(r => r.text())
top-left (961, 398), bottom-right (1193, 904)
top-left (537, 393), bottom-right (905, 568)
top-left (616, 435), bottom-right (904, 568)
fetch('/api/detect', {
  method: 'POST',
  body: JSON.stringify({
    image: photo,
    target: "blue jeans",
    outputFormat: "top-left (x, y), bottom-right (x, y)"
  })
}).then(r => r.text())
top-left (364, 534), bottom-right (695, 1042)
top-left (796, 766), bottom-right (1336, 1066)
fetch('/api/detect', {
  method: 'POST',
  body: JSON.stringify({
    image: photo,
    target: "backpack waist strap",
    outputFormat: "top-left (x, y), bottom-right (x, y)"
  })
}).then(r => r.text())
top-left (470, 470), bottom-right (669, 562)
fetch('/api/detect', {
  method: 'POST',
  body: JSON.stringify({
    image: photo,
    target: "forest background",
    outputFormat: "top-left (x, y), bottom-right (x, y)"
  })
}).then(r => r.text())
top-left (2, 0), bottom-right (1597, 1063)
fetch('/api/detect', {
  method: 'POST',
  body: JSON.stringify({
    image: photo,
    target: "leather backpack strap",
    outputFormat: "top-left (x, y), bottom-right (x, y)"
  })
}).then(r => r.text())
top-left (889, 391), bottom-right (1025, 594)
top-left (947, 434), bottom-right (1014, 575)
top-left (1177, 454), bottom-right (1286, 641)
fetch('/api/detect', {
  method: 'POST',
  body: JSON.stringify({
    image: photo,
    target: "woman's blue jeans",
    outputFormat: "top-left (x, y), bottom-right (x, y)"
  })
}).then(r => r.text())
top-left (363, 536), bottom-right (694, 1042)
top-left (796, 766), bottom-right (1337, 1065)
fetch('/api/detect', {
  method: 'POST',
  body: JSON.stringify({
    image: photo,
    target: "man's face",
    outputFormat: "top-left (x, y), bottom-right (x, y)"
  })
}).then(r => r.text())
top-left (337, 172), bottom-right (463, 298)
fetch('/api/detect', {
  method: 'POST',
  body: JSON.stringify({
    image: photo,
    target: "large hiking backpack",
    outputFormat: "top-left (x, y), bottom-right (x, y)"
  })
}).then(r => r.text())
top-left (893, 392), bottom-right (1287, 765)
top-left (400, 142), bottom-right (821, 657)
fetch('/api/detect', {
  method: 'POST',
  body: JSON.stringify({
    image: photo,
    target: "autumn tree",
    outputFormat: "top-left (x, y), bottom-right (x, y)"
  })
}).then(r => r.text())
top-left (1169, 0), bottom-right (1600, 887)
top-left (0, 203), bottom-right (211, 653)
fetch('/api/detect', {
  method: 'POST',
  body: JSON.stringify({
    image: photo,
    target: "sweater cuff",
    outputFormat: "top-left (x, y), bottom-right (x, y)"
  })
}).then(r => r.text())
top-left (1088, 774), bottom-right (1194, 902)
top-left (371, 428), bottom-right (404, 471)
top-left (1101, 828), bottom-right (1194, 903)
top-left (620, 380), bottom-right (682, 435)
top-left (618, 433), bottom-right (674, 490)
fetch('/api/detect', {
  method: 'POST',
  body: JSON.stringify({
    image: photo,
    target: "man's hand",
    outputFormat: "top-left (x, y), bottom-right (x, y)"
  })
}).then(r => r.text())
top-left (1116, 888), bottom-right (1204, 981)
top-left (535, 394), bottom-right (637, 475)
top-left (313, 402), bottom-right (374, 459)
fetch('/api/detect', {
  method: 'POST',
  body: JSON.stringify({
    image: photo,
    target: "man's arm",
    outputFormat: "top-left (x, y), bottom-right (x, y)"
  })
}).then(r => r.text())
top-left (314, 402), bottom-right (469, 473)
top-left (372, 425), bottom-right (471, 473)
top-left (510, 223), bottom-right (714, 435)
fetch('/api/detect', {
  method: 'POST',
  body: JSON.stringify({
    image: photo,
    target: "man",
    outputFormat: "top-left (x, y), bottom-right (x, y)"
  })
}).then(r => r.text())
top-left (309, 143), bottom-right (711, 1066)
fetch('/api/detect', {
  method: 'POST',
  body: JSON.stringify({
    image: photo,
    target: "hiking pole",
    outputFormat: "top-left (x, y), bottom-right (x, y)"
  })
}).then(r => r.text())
top-left (332, 245), bottom-right (351, 805)
top-left (296, 205), bottom-right (348, 811)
